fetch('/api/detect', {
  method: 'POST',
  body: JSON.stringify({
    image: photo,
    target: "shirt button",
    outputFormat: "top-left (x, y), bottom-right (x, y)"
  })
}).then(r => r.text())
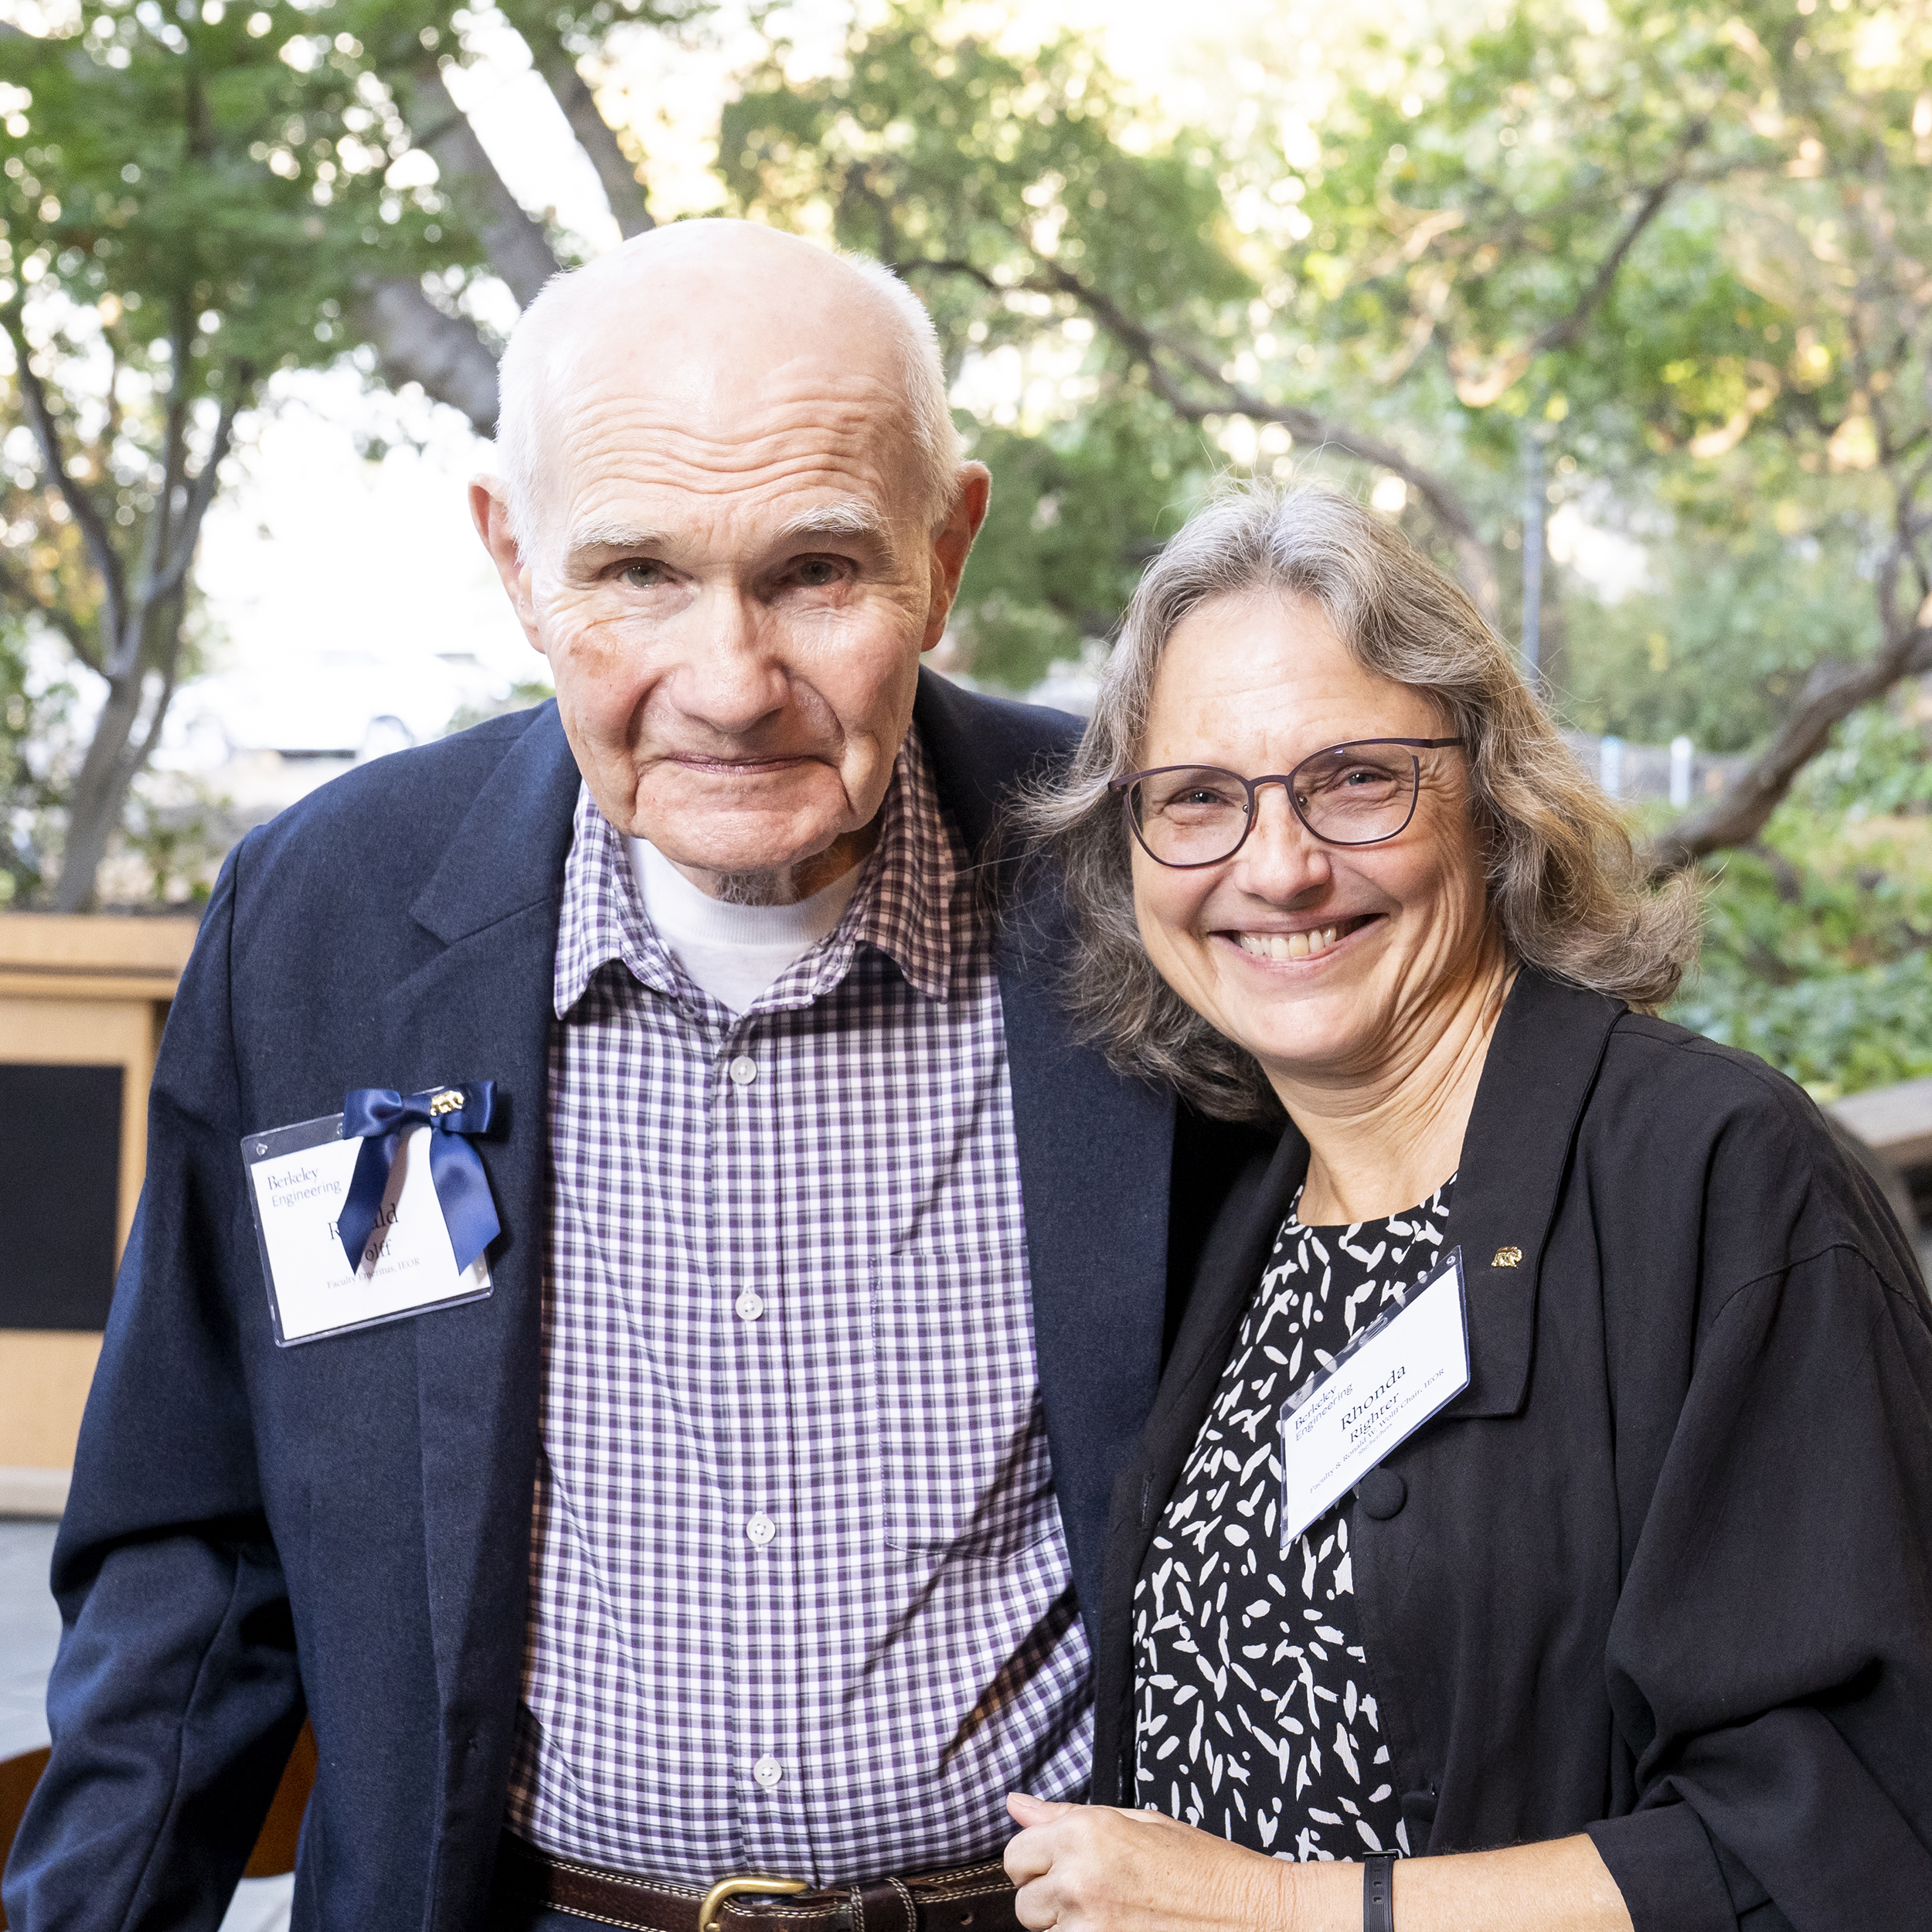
top-left (747, 1512), bottom-right (775, 1548)
top-left (753, 1756), bottom-right (783, 1789)
top-left (735, 1290), bottom-right (765, 1322)
top-left (1356, 1469), bottom-right (1407, 1519)
top-left (728, 1055), bottom-right (758, 1087)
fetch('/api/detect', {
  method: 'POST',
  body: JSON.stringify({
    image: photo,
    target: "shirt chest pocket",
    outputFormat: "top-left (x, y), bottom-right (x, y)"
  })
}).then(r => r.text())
top-left (868, 1244), bottom-right (1057, 1562)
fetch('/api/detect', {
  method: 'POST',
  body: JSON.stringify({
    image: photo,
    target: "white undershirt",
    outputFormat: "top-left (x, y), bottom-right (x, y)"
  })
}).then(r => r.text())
top-left (627, 837), bottom-right (862, 1015)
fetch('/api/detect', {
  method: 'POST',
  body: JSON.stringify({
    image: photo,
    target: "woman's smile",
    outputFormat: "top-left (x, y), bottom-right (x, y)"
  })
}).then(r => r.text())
top-left (1226, 912), bottom-right (1380, 963)
top-left (1129, 590), bottom-right (1494, 1100)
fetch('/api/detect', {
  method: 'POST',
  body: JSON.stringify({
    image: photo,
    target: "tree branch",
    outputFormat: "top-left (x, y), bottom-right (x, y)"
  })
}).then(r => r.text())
top-left (112, 298), bottom-right (193, 683)
top-left (407, 63), bottom-right (563, 308)
top-left (1450, 121), bottom-right (1710, 406)
top-left (903, 255), bottom-right (1502, 622)
top-left (503, 0), bottom-right (655, 239)
top-left (1642, 623), bottom-right (1932, 877)
top-left (150, 368), bottom-right (250, 606)
top-left (351, 277), bottom-right (502, 433)
top-left (0, 555), bottom-right (94, 668)
top-left (127, 588), bottom-right (186, 774)
top-left (1363, 142), bottom-right (1750, 282)
top-left (1532, 168), bottom-right (1687, 358)
top-left (102, 333), bottom-right (124, 463)
top-left (1876, 484), bottom-right (1919, 649)
top-left (3, 303), bottom-right (128, 641)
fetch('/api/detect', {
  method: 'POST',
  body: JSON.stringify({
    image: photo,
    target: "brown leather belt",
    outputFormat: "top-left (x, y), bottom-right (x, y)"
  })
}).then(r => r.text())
top-left (495, 1834), bottom-right (1023, 1932)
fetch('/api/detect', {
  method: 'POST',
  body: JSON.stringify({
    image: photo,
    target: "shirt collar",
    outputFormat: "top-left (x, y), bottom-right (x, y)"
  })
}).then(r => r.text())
top-left (553, 723), bottom-right (957, 1020)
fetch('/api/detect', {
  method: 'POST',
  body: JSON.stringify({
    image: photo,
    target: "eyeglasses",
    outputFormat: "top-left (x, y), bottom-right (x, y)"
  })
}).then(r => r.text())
top-left (1110, 738), bottom-right (1465, 869)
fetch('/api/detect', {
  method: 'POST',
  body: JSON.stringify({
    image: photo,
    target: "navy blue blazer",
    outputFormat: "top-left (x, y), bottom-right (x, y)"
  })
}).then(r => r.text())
top-left (4, 675), bottom-right (1250, 1932)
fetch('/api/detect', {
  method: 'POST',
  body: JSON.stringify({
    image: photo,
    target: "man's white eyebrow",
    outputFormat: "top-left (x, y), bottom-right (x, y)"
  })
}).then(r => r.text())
top-left (774, 500), bottom-right (889, 543)
top-left (567, 521), bottom-right (668, 555)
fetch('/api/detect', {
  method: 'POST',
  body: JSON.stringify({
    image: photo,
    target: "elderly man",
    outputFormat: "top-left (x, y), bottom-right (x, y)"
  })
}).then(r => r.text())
top-left (3, 223), bottom-right (1252, 1932)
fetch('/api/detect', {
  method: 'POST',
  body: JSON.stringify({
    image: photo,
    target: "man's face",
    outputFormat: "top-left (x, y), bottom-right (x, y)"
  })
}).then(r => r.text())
top-left (475, 312), bottom-right (986, 897)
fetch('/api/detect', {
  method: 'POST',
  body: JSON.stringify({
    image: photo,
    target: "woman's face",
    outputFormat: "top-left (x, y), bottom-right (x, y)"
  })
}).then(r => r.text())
top-left (1130, 590), bottom-right (1496, 1092)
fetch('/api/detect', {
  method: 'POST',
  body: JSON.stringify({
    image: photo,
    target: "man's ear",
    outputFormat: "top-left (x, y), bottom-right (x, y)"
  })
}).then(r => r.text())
top-left (470, 476), bottom-right (545, 654)
top-left (921, 463), bottom-right (993, 651)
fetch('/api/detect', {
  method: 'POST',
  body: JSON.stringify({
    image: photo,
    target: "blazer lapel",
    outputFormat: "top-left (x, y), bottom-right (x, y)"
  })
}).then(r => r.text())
top-left (379, 706), bottom-right (580, 1927)
top-left (998, 942), bottom-right (1174, 1645)
top-left (1441, 970), bottom-right (1621, 1419)
top-left (1147, 1127), bottom-right (1306, 1449)
top-left (1089, 1125), bottom-right (1301, 1798)
top-left (1100, 1127), bottom-right (1302, 1579)
top-left (912, 668), bottom-right (1178, 1643)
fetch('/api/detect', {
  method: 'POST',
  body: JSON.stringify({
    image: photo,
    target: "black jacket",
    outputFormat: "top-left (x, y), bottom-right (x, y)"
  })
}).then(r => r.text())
top-left (4, 676), bottom-right (1254, 1932)
top-left (1090, 969), bottom-right (1932, 1932)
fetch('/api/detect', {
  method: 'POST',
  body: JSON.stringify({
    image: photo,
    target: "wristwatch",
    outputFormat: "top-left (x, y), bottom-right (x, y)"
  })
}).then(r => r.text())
top-left (1362, 1853), bottom-right (1396, 1932)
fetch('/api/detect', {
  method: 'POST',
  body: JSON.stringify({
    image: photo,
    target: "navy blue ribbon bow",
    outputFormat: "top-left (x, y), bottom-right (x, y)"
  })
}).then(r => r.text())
top-left (338, 1082), bottom-right (500, 1275)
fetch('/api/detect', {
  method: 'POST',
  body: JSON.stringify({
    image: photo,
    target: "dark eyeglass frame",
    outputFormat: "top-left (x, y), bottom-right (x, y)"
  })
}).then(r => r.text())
top-left (1109, 737), bottom-right (1467, 868)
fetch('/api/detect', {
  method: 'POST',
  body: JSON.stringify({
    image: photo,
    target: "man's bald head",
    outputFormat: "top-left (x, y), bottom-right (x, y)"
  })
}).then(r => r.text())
top-left (494, 221), bottom-right (962, 552)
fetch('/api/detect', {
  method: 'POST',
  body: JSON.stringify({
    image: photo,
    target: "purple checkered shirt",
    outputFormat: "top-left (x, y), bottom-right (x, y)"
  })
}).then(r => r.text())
top-left (505, 724), bottom-right (1093, 1885)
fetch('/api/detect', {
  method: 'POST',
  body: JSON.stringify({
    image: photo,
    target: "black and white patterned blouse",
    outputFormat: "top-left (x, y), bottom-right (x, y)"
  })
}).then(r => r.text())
top-left (1131, 1179), bottom-right (1455, 1861)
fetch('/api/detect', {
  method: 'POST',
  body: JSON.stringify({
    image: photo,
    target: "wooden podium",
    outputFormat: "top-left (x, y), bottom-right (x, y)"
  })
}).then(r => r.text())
top-left (0, 912), bottom-right (200, 1512)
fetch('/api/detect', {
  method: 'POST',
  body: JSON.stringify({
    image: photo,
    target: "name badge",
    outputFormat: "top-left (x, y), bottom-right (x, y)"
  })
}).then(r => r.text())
top-left (242, 1110), bottom-right (492, 1347)
top-left (1279, 1244), bottom-right (1471, 1552)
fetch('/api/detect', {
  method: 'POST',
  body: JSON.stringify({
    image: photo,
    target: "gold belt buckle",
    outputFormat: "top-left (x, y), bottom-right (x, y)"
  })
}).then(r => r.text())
top-left (696, 1875), bottom-right (810, 1932)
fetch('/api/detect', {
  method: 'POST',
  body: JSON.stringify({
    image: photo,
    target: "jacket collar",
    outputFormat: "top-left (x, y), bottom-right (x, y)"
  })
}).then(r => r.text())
top-left (1155, 967), bottom-right (1624, 1435)
top-left (916, 665), bottom-right (1178, 1638)
top-left (913, 662), bottom-right (1069, 858)
top-left (408, 670), bottom-right (1042, 951)
top-left (410, 703), bottom-right (582, 947)
top-left (1442, 967), bottom-right (1622, 1418)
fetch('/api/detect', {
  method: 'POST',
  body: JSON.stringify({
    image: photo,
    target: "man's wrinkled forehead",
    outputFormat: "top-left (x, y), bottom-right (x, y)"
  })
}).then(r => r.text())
top-left (520, 297), bottom-right (925, 550)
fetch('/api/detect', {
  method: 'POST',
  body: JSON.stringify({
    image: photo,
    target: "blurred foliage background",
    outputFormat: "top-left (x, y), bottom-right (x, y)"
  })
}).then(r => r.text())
top-left (1, 0), bottom-right (1930, 1097)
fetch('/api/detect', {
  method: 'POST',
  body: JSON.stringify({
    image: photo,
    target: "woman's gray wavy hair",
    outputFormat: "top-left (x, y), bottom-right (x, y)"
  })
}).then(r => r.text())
top-left (1019, 480), bottom-right (1702, 1124)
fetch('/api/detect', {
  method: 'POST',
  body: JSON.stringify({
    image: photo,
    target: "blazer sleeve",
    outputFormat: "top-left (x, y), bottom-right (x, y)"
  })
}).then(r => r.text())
top-left (2, 843), bottom-right (307, 1931)
top-left (1587, 1239), bottom-right (1932, 1932)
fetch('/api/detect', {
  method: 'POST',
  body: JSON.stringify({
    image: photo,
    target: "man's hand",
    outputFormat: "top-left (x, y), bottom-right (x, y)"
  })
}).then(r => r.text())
top-left (1002, 1793), bottom-right (1311, 1932)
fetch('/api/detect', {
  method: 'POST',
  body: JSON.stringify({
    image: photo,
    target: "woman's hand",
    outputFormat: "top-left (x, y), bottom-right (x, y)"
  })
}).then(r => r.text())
top-left (1002, 1793), bottom-right (1333, 1932)
top-left (1002, 1795), bottom-right (1634, 1932)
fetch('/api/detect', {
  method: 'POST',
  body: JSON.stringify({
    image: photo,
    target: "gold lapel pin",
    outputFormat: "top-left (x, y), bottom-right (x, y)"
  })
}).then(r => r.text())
top-left (1491, 1245), bottom-right (1522, 1269)
top-left (428, 1089), bottom-right (466, 1117)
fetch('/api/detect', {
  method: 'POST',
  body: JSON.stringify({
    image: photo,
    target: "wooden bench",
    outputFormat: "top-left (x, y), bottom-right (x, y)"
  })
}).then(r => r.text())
top-left (1830, 1075), bottom-right (1932, 1179)
top-left (1828, 1077), bottom-right (1932, 1285)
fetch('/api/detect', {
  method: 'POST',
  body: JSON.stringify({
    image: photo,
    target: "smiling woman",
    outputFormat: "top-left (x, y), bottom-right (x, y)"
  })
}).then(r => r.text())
top-left (1011, 482), bottom-right (1932, 1932)
top-left (1026, 482), bottom-right (1699, 1128)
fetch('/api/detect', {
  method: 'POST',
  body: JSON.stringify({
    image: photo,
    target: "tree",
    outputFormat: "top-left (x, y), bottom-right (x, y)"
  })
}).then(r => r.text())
top-left (721, 0), bottom-right (1932, 876)
top-left (351, 0), bottom-right (697, 432)
top-left (0, 0), bottom-right (468, 906)
top-left (9, 0), bottom-right (1931, 907)
top-left (0, 0), bottom-right (693, 904)
top-left (1286, 0), bottom-right (1932, 876)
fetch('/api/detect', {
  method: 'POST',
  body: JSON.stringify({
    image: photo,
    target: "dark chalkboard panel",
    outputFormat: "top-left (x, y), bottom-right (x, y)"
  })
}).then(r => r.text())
top-left (0, 1063), bottom-right (123, 1330)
